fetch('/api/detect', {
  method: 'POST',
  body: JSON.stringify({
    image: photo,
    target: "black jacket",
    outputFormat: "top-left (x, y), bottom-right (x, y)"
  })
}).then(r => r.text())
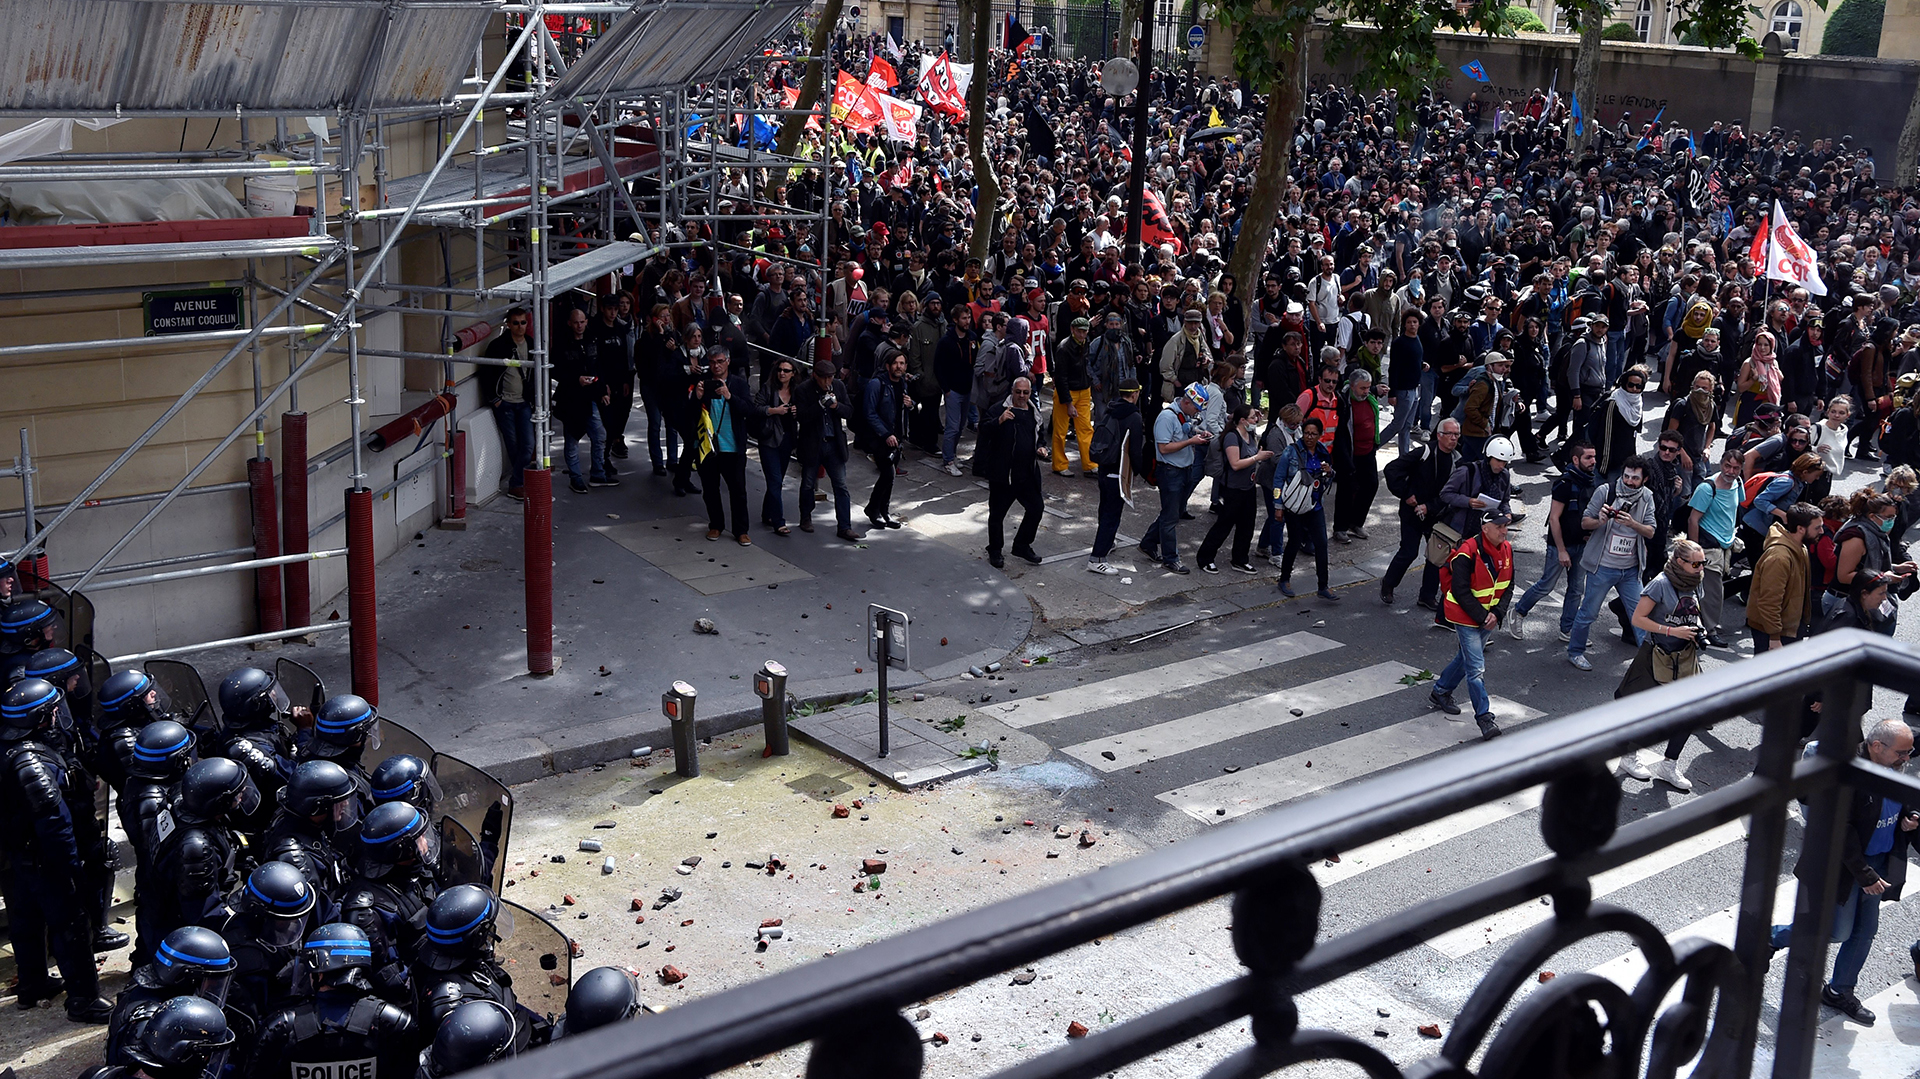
top-left (976, 404), bottom-right (1042, 488)
top-left (1383, 443), bottom-right (1460, 529)
top-left (477, 333), bottom-right (529, 405)
top-left (1793, 745), bottom-right (1914, 903)
top-left (796, 378), bottom-right (853, 464)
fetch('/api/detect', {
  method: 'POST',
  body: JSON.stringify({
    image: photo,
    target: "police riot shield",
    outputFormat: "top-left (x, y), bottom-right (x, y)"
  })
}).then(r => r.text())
top-left (144, 658), bottom-right (217, 735)
top-left (375, 717), bottom-right (436, 773)
top-left (430, 753), bottom-right (512, 893)
top-left (496, 900), bottom-right (570, 1023)
top-left (273, 658), bottom-right (326, 715)
top-left (439, 815), bottom-right (486, 887)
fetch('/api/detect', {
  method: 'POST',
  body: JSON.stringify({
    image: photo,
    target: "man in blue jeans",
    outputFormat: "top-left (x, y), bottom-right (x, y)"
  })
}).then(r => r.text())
top-left (1769, 718), bottom-right (1915, 1027)
top-left (1140, 384), bottom-right (1209, 575)
top-left (1507, 440), bottom-right (1598, 643)
top-left (1428, 512), bottom-right (1513, 741)
top-left (1566, 455), bottom-right (1655, 671)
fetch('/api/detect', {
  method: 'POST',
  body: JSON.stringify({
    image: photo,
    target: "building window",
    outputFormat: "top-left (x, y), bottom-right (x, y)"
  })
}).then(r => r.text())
top-left (1770, 0), bottom-right (1803, 49)
top-left (1633, 0), bottom-right (1654, 41)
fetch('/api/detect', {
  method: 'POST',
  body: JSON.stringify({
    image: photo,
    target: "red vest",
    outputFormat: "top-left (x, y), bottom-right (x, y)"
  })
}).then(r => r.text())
top-left (1442, 536), bottom-right (1515, 627)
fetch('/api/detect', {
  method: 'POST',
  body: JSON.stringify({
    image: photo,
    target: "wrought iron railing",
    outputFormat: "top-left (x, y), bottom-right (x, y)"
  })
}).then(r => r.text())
top-left (468, 629), bottom-right (1920, 1079)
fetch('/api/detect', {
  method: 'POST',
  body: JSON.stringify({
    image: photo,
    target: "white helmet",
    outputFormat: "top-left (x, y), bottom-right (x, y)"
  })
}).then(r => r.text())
top-left (1484, 436), bottom-right (1518, 462)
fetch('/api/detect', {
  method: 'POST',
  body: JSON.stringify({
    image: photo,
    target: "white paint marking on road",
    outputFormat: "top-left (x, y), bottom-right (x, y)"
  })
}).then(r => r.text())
top-left (978, 631), bottom-right (1343, 728)
top-left (1578, 886), bottom-right (1798, 1009)
top-left (1313, 787), bottom-right (1547, 887)
top-left (1810, 977), bottom-right (1920, 1078)
top-left (1062, 661), bottom-right (1419, 772)
top-left (1160, 696), bottom-right (1546, 824)
top-left (1426, 819), bottom-right (1749, 959)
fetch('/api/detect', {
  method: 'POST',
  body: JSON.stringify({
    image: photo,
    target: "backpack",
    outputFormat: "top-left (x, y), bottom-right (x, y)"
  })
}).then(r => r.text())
top-left (1740, 470), bottom-right (1783, 510)
top-left (1449, 366), bottom-right (1490, 420)
top-left (1087, 410), bottom-right (1127, 470)
top-left (1566, 286), bottom-right (1605, 325)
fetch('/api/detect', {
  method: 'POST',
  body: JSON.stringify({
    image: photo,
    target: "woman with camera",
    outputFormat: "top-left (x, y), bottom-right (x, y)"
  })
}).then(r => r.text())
top-left (1614, 538), bottom-right (1709, 791)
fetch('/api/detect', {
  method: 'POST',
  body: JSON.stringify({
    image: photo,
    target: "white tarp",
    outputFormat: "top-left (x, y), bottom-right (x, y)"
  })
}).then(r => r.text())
top-left (0, 117), bottom-right (124, 167)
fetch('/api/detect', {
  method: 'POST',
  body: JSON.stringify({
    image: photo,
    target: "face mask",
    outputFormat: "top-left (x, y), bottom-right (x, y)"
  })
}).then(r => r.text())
top-left (1880, 517), bottom-right (1897, 533)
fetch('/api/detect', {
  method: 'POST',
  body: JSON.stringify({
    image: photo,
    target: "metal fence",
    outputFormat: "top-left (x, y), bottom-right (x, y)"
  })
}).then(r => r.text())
top-left (461, 628), bottom-right (1920, 1079)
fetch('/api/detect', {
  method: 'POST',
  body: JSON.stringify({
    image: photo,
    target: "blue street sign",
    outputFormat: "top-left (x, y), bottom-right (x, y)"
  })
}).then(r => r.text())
top-left (1186, 25), bottom-right (1206, 50)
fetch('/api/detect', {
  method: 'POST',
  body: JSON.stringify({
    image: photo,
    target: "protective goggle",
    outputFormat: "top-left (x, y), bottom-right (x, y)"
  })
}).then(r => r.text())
top-left (232, 775), bottom-right (263, 818)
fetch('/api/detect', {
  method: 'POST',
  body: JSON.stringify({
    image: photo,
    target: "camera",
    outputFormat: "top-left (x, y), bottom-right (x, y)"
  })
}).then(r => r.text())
top-left (821, 393), bottom-right (837, 408)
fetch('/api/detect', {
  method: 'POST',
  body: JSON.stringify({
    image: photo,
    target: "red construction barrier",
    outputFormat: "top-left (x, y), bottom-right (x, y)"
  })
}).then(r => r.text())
top-left (524, 467), bottom-right (554, 675)
top-left (247, 457), bottom-right (285, 633)
top-left (366, 392), bottom-right (457, 453)
top-left (280, 412), bottom-right (310, 629)
top-left (345, 488), bottom-right (378, 703)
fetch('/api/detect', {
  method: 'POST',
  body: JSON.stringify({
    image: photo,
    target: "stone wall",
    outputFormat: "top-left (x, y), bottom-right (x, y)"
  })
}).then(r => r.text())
top-left (1286, 29), bottom-right (1919, 158)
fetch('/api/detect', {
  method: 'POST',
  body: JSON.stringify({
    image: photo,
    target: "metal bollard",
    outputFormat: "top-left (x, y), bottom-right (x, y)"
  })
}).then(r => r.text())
top-left (755, 661), bottom-right (790, 756)
top-left (662, 681), bottom-right (699, 778)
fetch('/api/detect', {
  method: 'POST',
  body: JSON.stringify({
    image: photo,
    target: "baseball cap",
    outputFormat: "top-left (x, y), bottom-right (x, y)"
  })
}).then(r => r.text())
top-left (1483, 511), bottom-right (1514, 526)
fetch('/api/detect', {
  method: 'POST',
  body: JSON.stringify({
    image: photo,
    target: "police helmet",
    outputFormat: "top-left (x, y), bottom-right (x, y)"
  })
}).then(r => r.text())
top-left (281, 760), bottom-right (362, 832)
top-left (1, 677), bottom-right (62, 736)
top-left (179, 757), bottom-right (262, 822)
top-left (237, 861), bottom-right (317, 948)
top-left (216, 667), bottom-right (288, 729)
top-left (1, 600), bottom-right (55, 651)
top-left (102, 669), bottom-right (171, 727)
top-left (358, 800), bottom-right (439, 871)
top-left (423, 884), bottom-right (505, 960)
top-left (564, 966), bottom-right (643, 1034)
top-left (307, 693), bottom-right (379, 758)
top-left (24, 648), bottom-right (84, 697)
top-left (130, 720), bottom-right (196, 780)
top-left (127, 996), bottom-right (235, 1077)
top-left (426, 1000), bottom-right (517, 1076)
top-left (368, 753), bottom-right (440, 813)
top-left (301, 923), bottom-right (374, 975)
top-left (152, 926), bottom-right (237, 998)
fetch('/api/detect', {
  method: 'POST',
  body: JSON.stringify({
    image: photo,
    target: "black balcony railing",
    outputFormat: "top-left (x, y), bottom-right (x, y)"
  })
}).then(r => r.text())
top-left (466, 629), bottom-right (1920, 1079)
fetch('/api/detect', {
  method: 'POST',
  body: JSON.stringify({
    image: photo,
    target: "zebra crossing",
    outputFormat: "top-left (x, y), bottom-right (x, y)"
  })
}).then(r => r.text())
top-left (980, 625), bottom-right (1920, 1077)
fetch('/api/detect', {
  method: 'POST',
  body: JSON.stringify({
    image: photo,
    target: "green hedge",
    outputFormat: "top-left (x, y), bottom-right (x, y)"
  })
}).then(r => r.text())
top-left (1602, 21), bottom-right (1641, 40)
top-left (1820, 0), bottom-right (1885, 55)
top-left (1504, 4), bottom-right (1547, 31)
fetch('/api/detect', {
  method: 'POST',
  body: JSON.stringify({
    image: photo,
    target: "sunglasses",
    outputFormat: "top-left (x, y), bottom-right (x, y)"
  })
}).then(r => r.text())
top-left (1659, 444), bottom-right (1680, 453)
top-left (1626, 381), bottom-right (1646, 391)
top-left (1679, 557), bottom-right (1706, 567)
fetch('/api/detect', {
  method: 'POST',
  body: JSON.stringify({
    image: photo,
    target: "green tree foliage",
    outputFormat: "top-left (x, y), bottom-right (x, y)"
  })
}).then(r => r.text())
top-left (1820, 0), bottom-right (1885, 55)
top-left (1601, 20), bottom-right (1640, 39)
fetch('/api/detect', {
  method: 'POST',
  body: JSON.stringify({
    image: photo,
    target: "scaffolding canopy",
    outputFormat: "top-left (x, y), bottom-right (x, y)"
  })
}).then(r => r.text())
top-left (492, 239), bottom-right (659, 300)
top-left (0, 0), bottom-right (500, 115)
top-left (540, 0), bottom-right (807, 104)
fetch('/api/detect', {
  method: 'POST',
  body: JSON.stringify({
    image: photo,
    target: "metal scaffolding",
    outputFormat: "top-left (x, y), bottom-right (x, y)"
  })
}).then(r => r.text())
top-left (0, 0), bottom-right (828, 690)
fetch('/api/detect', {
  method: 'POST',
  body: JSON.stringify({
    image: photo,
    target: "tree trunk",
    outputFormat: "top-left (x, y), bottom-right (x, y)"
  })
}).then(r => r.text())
top-left (1226, 24), bottom-right (1307, 292)
top-left (968, 0), bottom-right (1001, 261)
top-left (1899, 77), bottom-right (1920, 187)
top-left (1570, 9), bottom-right (1601, 152)
top-left (956, 0), bottom-right (977, 62)
top-left (774, 0), bottom-right (844, 160)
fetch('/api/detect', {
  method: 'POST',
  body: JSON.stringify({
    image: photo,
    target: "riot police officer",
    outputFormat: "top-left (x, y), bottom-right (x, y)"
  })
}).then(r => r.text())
top-left (105, 926), bottom-right (236, 1067)
top-left (556, 966), bottom-right (643, 1037)
top-left (417, 999), bottom-right (518, 1078)
top-left (0, 677), bottom-right (113, 1021)
top-left (341, 801), bottom-right (443, 1003)
top-left (262, 760), bottom-right (361, 912)
top-left (26, 647), bottom-right (92, 736)
top-left (0, 553), bottom-right (22, 605)
top-left (369, 753), bottom-right (503, 888)
top-left (21, 646), bottom-right (121, 953)
top-left (215, 666), bottom-right (302, 837)
top-left (96, 669), bottom-right (175, 795)
top-left (122, 721), bottom-right (195, 965)
top-left (414, 884), bottom-right (543, 1050)
top-left (247, 924), bottom-right (418, 1078)
top-left (0, 598), bottom-right (59, 682)
top-left (82, 995), bottom-right (237, 1079)
top-left (151, 757), bottom-right (259, 939)
top-left (217, 860), bottom-right (320, 1026)
top-left (303, 693), bottom-right (380, 779)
